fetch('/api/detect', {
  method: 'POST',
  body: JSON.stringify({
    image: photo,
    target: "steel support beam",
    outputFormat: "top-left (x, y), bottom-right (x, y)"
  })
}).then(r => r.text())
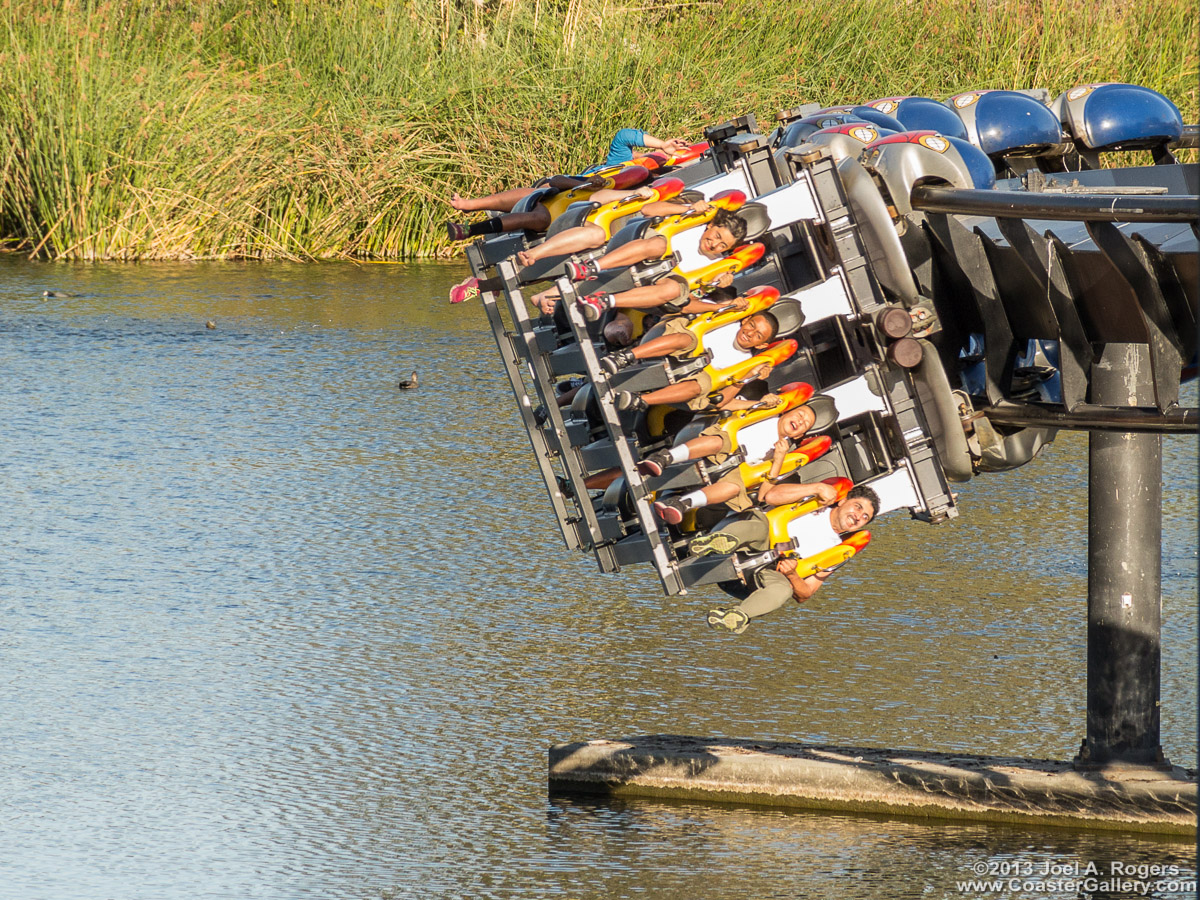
top-left (1076, 343), bottom-right (1168, 769)
top-left (911, 185), bottom-right (1200, 222)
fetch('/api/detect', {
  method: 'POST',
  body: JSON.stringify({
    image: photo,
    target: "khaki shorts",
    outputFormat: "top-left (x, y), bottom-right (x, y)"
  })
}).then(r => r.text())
top-left (685, 369), bottom-right (716, 410)
top-left (657, 316), bottom-right (713, 410)
top-left (657, 274), bottom-right (690, 313)
top-left (660, 315), bottom-right (700, 355)
top-left (716, 466), bottom-right (753, 513)
top-left (698, 423), bottom-right (735, 463)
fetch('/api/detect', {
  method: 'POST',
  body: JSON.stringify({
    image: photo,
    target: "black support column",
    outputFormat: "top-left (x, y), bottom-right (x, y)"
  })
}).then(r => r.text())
top-left (1078, 343), bottom-right (1168, 769)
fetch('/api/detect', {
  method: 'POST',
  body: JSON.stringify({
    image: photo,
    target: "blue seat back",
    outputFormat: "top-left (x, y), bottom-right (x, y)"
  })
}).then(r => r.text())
top-left (891, 97), bottom-right (969, 141)
top-left (1054, 83), bottom-right (1182, 151)
top-left (950, 90), bottom-right (1063, 157)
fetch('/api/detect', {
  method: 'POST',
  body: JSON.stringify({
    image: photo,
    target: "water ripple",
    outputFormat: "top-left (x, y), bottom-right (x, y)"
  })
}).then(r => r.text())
top-left (1, 259), bottom-right (1194, 900)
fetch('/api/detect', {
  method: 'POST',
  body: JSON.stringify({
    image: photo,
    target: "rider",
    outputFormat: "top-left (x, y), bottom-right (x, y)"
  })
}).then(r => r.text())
top-left (647, 393), bottom-right (837, 524)
top-left (695, 482), bottom-right (880, 634)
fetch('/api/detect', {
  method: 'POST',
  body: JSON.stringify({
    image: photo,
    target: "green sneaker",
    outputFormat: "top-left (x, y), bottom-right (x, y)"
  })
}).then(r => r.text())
top-left (706, 607), bottom-right (750, 634)
top-left (688, 531), bottom-right (741, 557)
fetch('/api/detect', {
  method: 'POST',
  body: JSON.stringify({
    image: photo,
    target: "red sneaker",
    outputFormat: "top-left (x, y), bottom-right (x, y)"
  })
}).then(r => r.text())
top-left (576, 291), bottom-right (613, 322)
top-left (563, 259), bottom-right (600, 282)
top-left (637, 450), bottom-right (672, 477)
top-left (653, 497), bottom-right (687, 525)
top-left (449, 277), bottom-right (480, 304)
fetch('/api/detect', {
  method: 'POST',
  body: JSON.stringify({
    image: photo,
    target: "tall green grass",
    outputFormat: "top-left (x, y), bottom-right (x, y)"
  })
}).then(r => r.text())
top-left (1, 0), bottom-right (1195, 259)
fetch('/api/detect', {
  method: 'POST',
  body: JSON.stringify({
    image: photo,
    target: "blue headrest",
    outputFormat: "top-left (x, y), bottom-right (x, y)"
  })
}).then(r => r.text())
top-left (953, 90), bottom-right (1063, 157)
top-left (816, 105), bottom-right (907, 132)
top-left (892, 98), bottom-right (969, 141)
top-left (946, 137), bottom-right (996, 190)
top-left (1055, 83), bottom-right (1183, 150)
top-left (777, 113), bottom-right (869, 149)
top-left (842, 106), bottom-right (905, 132)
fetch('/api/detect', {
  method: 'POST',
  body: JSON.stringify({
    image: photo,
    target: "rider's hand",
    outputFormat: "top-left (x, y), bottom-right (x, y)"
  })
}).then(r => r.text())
top-left (813, 482), bottom-right (839, 506)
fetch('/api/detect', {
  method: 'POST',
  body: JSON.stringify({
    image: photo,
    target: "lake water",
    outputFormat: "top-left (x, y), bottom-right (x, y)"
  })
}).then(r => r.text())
top-left (1, 257), bottom-right (1195, 899)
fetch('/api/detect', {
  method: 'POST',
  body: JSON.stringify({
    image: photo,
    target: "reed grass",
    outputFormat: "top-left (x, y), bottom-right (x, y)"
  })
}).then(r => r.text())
top-left (1, 0), bottom-right (1195, 259)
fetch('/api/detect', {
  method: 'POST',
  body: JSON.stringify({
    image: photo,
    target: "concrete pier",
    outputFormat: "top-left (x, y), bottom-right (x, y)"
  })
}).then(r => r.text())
top-left (549, 736), bottom-right (1197, 837)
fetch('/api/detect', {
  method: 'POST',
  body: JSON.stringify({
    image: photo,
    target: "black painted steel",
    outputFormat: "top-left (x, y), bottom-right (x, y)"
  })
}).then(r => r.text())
top-left (1079, 343), bottom-right (1168, 768)
top-left (910, 185), bottom-right (1200, 222)
top-left (984, 402), bottom-right (1198, 433)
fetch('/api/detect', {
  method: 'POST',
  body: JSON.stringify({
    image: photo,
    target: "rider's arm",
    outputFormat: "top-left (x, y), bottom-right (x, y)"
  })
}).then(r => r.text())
top-left (776, 557), bottom-right (832, 601)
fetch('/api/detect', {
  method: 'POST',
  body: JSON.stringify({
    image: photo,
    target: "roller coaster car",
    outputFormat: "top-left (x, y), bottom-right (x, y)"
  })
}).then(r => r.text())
top-left (543, 175), bottom-right (687, 241)
top-left (694, 381), bottom-right (830, 481)
top-left (774, 111), bottom-right (901, 159)
top-left (946, 90), bottom-right (1065, 161)
top-left (865, 97), bottom-right (969, 141)
top-left (815, 105), bottom-right (906, 133)
top-left (858, 131), bottom-right (996, 216)
top-left (793, 123), bottom-right (900, 164)
top-left (538, 165), bottom-right (654, 220)
top-left (476, 94), bottom-right (1200, 593)
top-left (1050, 83), bottom-right (1184, 166)
top-left (606, 287), bottom-right (805, 394)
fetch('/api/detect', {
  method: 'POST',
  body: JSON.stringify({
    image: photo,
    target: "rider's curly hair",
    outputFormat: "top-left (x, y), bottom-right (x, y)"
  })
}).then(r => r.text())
top-left (711, 207), bottom-right (748, 246)
top-left (845, 484), bottom-right (881, 525)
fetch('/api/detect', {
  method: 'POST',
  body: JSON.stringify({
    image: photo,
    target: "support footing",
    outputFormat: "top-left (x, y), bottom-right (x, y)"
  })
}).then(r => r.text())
top-left (549, 736), bottom-right (1196, 837)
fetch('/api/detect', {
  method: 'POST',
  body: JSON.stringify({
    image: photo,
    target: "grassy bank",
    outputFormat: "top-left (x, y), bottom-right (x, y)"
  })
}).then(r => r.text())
top-left (2, 0), bottom-right (1196, 260)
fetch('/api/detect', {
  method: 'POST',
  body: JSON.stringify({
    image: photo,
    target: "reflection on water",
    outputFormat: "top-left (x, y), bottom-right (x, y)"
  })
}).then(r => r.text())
top-left (0, 258), bottom-right (1195, 900)
top-left (548, 796), bottom-right (1197, 900)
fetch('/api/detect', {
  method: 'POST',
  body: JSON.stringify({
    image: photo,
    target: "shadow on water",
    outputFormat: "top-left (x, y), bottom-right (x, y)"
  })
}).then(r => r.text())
top-left (0, 258), bottom-right (1195, 900)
